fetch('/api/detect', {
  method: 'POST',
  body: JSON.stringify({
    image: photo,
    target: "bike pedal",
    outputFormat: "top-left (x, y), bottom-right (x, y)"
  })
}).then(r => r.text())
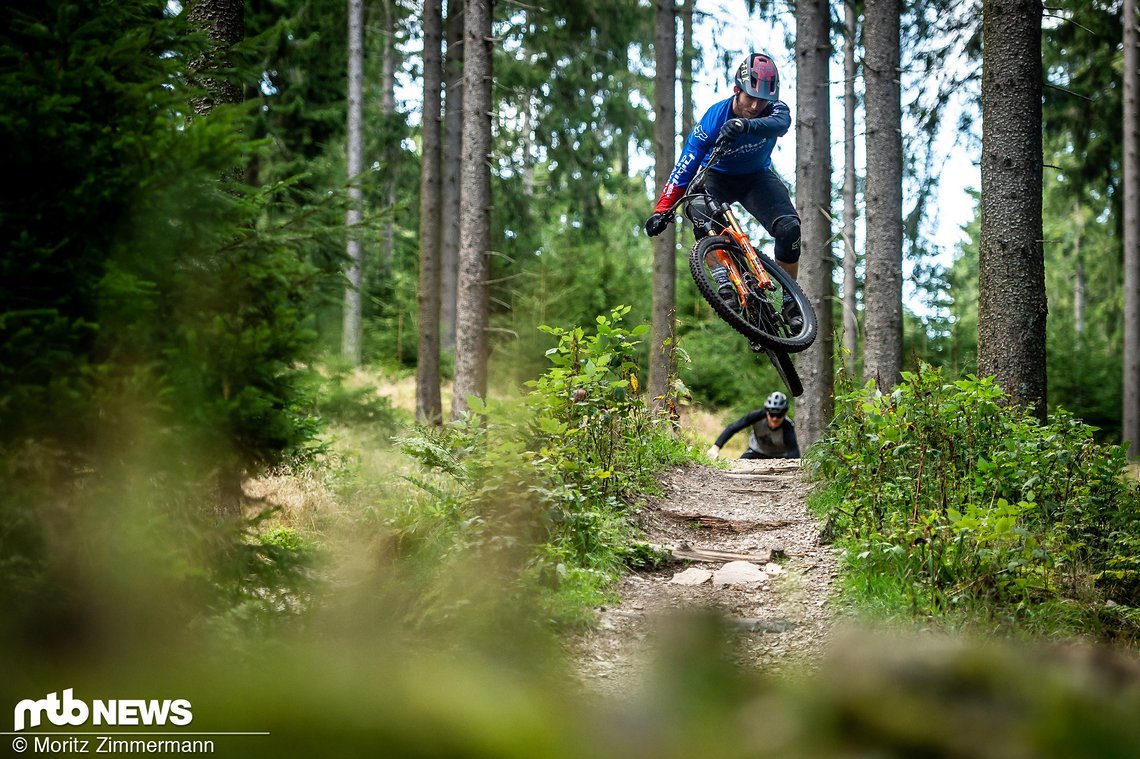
top-left (749, 342), bottom-right (764, 353)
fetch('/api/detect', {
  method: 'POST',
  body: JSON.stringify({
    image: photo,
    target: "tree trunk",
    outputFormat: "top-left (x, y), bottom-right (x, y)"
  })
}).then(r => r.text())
top-left (186, 0), bottom-right (244, 115)
top-left (794, 0), bottom-right (834, 449)
top-left (440, 0), bottom-right (464, 352)
top-left (862, 0), bottom-right (902, 391)
top-left (451, 0), bottom-right (492, 419)
top-left (381, 0), bottom-right (398, 275)
top-left (649, 0), bottom-right (677, 413)
top-left (842, 0), bottom-right (859, 376)
top-left (342, 0), bottom-right (365, 366)
top-left (416, 0), bottom-right (443, 425)
top-left (186, 0), bottom-right (245, 517)
top-left (1073, 230), bottom-right (1085, 336)
top-left (680, 0), bottom-right (695, 139)
top-left (1124, 0), bottom-right (1140, 455)
top-left (979, 0), bottom-right (1047, 420)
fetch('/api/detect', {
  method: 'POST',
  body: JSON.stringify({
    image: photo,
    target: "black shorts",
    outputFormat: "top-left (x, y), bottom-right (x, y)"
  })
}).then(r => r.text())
top-left (702, 168), bottom-right (799, 263)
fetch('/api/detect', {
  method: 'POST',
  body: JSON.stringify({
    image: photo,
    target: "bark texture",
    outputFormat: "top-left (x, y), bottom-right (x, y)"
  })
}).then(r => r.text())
top-left (416, 0), bottom-right (444, 425)
top-left (794, 0), bottom-right (834, 449)
top-left (862, 0), bottom-right (903, 390)
top-left (186, 0), bottom-right (245, 516)
top-left (381, 0), bottom-right (399, 274)
top-left (979, 0), bottom-right (1047, 420)
top-left (681, 0), bottom-right (695, 139)
top-left (1124, 0), bottom-right (1140, 455)
top-left (451, 0), bottom-right (492, 419)
top-left (842, 0), bottom-right (860, 375)
top-left (441, 0), bottom-right (464, 352)
top-left (186, 0), bottom-right (244, 114)
top-left (342, 0), bottom-right (364, 365)
top-left (649, 0), bottom-right (677, 412)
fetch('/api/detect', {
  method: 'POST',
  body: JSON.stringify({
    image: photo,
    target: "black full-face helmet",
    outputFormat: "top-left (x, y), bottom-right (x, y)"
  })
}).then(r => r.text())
top-left (764, 391), bottom-right (788, 415)
top-left (735, 52), bottom-right (780, 102)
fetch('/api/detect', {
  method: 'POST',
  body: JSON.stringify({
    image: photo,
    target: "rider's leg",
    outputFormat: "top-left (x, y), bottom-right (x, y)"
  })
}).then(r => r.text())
top-left (739, 169), bottom-right (800, 276)
top-left (699, 173), bottom-right (752, 300)
top-left (771, 216), bottom-right (800, 278)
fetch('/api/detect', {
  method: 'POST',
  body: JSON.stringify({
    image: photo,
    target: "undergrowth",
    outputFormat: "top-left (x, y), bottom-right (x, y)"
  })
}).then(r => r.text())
top-left (394, 307), bottom-right (698, 628)
top-left (805, 363), bottom-right (1140, 644)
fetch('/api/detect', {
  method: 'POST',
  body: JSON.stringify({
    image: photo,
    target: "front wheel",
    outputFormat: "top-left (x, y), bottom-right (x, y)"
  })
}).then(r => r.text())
top-left (689, 235), bottom-right (817, 352)
top-left (760, 344), bottom-right (803, 397)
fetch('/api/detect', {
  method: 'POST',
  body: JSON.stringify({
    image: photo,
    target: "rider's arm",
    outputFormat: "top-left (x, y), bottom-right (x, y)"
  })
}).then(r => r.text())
top-left (714, 409), bottom-right (766, 448)
top-left (652, 102), bottom-right (725, 213)
top-left (782, 419), bottom-right (801, 459)
top-left (744, 100), bottom-right (792, 138)
top-left (652, 135), bottom-right (709, 213)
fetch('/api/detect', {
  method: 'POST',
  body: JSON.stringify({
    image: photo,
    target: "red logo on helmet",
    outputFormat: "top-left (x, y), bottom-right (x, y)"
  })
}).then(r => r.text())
top-left (751, 56), bottom-right (775, 88)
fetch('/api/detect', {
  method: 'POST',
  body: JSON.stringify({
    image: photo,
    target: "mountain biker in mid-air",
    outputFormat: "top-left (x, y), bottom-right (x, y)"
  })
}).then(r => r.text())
top-left (644, 52), bottom-right (801, 328)
top-left (706, 391), bottom-right (800, 460)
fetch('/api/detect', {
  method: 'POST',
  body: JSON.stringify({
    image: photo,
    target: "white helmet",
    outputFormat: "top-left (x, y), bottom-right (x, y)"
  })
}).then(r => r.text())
top-left (764, 391), bottom-right (788, 415)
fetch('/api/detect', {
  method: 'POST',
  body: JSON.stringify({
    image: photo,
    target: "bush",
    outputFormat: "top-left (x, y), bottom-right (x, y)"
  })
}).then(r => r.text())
top-left (395, 307), bottom-right (694, 627)
top-left (806, 363), bottom-right (1140, 638)
top-left (310, 369), bottom-right (403, 432)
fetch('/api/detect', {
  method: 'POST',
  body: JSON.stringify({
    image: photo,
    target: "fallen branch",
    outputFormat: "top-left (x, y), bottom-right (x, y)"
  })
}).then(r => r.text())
top-left (659, 511), bottom-right (759, 532)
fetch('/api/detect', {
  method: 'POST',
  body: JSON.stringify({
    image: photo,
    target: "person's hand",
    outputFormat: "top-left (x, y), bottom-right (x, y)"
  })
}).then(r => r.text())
top-left (645, 212), bottom-right (670, 237)
top-left (718, 118), bottom-right (747, 143)
top-left (706, 444), bottom-right (721, 459)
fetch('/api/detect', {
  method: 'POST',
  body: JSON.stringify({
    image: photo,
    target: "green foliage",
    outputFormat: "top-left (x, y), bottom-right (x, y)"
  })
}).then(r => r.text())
top-left (397, 309), bottom-right (692, 627)
top-left (527, 306), bottom-right (657, 499)
top-left (1, 0), bottom-right (334, 469)
top-left (309, 369), bottom-right (402, 433)
top-left (930, 0), bottom-right (1127, 439)
top-left (806, 363), bottom-right (1140, 638)
top-left (495, 1), bottom-right (652, 231)
top-left (1042, 0), bottom-right (1124, 210)
top-left (2, 0), bottom-right (184, 442)
top-left (677, 322), bottom-right (787, 411)
top-left (0, 1), bottom-right (347, 647)
top-left (218, 518), bottom-right (318, 620)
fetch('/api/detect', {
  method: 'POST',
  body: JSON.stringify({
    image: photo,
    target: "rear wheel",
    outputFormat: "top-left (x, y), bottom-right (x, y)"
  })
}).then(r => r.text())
top-left (689, 235), bottom-right (817, 352)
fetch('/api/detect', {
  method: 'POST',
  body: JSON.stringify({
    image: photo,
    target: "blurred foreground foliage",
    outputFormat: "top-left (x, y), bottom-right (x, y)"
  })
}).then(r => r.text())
top-left (807, 363), bottom-right (1140, 641)
top-left (4, 615), bottom-right (1140, 758)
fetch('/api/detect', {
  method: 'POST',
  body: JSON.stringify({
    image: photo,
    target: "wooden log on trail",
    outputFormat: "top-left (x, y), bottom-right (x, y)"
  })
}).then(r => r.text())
top-left (649, 542), bottom-right (776, 564)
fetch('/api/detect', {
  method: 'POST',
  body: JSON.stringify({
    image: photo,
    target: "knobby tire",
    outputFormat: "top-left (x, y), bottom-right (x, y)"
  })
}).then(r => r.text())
top-left (689, 235), bottom-right (817, 352)
top-left (762, 345), bottom-right (803, 397)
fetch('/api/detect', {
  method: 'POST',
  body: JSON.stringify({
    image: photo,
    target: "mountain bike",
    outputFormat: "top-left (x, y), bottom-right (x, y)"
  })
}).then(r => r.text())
top-left (657, 141), bottom-right (817, 397)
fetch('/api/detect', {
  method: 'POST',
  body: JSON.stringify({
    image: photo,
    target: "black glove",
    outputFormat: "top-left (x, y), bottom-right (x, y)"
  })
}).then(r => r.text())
top-left (718, 117), bottom-right (748, 143)
top-left (645, 212), bottom-right (670, 237)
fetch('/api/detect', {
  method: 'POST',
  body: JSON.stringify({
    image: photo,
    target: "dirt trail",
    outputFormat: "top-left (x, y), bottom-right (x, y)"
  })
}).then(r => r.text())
top-left (571, 458), bottom-right (838, 693)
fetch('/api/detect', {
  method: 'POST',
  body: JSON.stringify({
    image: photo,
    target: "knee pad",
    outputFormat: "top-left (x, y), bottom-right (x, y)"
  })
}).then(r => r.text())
top-left (773, 215), bottom-right (800, 263)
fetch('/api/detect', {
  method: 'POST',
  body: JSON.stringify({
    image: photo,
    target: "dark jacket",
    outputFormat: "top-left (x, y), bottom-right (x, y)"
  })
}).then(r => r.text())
top-left (714, 410), bottom-right (800, 459)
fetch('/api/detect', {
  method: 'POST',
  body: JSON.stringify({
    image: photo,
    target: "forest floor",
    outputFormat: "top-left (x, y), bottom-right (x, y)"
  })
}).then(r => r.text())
top-left (568, 458), bottom-right (839, 694)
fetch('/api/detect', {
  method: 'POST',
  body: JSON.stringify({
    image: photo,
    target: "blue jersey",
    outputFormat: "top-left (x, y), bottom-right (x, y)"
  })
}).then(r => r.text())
top-left (655, 97), bottom-right (791, 212)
